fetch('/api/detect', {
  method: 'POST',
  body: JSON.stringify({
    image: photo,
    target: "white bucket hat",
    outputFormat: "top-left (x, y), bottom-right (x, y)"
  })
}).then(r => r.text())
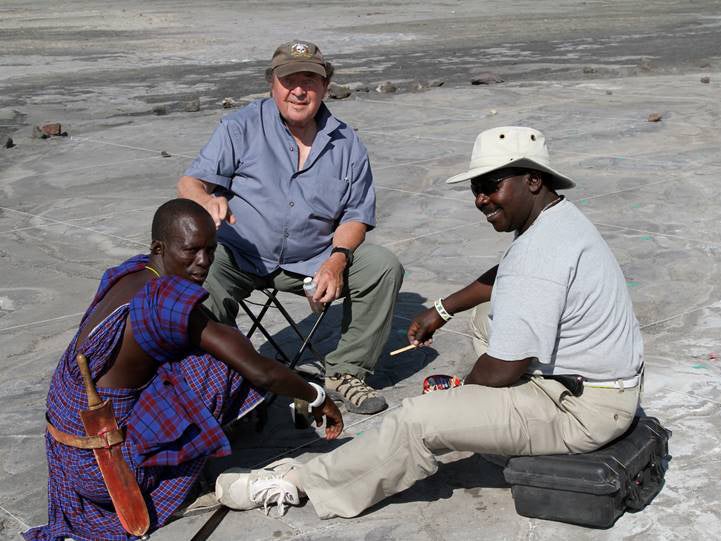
top-left (445, 126), bottom-right (575, 189)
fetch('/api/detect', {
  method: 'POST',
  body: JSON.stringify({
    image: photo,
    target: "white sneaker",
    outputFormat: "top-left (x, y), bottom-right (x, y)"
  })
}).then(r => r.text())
top-left (215, 458), bottom-right (301, 516)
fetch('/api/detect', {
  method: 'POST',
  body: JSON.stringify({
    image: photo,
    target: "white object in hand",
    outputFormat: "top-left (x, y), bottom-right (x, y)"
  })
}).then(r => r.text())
top-left (303, 277), bottom-right (324, 313)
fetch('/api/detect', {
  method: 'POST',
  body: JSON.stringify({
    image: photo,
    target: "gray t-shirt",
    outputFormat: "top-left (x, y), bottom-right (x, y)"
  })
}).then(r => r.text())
top-left (487, 199), bottom-right (643, 380)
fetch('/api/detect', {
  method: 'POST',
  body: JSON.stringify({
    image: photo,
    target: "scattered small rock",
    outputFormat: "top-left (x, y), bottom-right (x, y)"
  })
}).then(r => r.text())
top-left (699, 62), bottom-right (711, 68)
top-left (606, 90), bottom-right (613, 95)
top-left (470, 72), bottom-right (504, 85)
top-left (184, 97), bottom-right (200, 112)
top-left (41, 122), bottom-right (63, 136)
top-left (582, 66), bottom-right (596, 74)
top-left (32, 126), bottom-right (48, 139)
top-left (700, 76), bottom-right (710, 84)
top-left (647, 112), bottom-right (663, 122)
top-left (347, 82), bottom-right (370, 93)
top-left (33, 123), bottom-right (67, 139)
top-left (328, 82), bottom-right (351, 99)
top-left (428, 79), bottom-right (445, 87)
top-left (4, 137), bottom-right (14, 148)
top-left (375, 81), bottom-right (397, 93)
top-left (638, 60), bottom-right (654, 72)
top-left (222, 97), bottom-right (238, 109)
top-left (160, 151), bottom-right (171, 157)
top-left (152, 105), bottom-right (168, 116)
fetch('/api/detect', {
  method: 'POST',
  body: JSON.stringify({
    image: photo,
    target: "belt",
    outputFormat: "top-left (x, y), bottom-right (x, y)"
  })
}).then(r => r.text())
top-left (46, 416), bottom-right (125, 449)
top-left (584, 373), bottom-right (642, 389)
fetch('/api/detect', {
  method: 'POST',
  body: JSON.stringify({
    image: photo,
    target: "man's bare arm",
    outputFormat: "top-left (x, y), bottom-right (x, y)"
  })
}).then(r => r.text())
top-left (188, 309), bottom-right (343, 438)
top-left (177, 175), bottom-right (236, 228)
top-left (464, 354), bottom-right (531, 387)
top-left (332, 220), bottom-right (367, 251)
top-left (407, 265), bottom-right (498, 346)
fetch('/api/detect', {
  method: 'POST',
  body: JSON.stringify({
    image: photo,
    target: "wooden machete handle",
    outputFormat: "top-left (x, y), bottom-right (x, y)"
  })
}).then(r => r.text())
top-left (76, 353), bottom-right (102, 408)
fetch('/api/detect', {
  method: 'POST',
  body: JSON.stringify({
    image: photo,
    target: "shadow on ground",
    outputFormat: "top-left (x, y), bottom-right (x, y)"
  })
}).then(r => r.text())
top-left (363, 454), bottom-right (509, 514)
top-left (253, 291), bottom-right (438, 388)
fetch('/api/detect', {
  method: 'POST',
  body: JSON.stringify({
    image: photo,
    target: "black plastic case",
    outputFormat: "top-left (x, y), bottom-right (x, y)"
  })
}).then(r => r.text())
top-left (503, 416), bottom-right (671, 528)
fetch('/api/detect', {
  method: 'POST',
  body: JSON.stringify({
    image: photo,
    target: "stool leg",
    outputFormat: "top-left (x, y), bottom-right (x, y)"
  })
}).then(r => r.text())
top-left (240, 289), bottom-right (330, 420)
top-left (268, 292), bottom-right (328, 365)
top-left (287, 304), bottom-right (330, 370)
top-left (238, 294), bottom-right (292, 365)
top-left (240, 296), bottom-right (272, 340)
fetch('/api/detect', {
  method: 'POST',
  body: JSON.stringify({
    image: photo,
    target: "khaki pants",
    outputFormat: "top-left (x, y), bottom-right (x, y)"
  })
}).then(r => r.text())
top-left (203, 243), bottom-right (404, 378)
top-left (298, 302), bottom-right (641, 519)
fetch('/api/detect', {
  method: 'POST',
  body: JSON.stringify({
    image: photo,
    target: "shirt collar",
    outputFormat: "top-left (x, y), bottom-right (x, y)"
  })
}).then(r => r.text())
top-left (269, 98), bottom-right (340, 137)
top-left (314, 102), bottom-right (340, 135)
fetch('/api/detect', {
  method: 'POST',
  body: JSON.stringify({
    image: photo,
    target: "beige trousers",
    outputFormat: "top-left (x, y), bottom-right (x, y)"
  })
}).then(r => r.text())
top-left (298, 303), bottom-right (641, 519)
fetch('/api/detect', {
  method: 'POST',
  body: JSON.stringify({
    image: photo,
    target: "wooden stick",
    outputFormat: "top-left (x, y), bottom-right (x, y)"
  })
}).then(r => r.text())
top-left (390, 344), bottom-right (417, 356)
top-left (191, 507), bottom-right (229, 541)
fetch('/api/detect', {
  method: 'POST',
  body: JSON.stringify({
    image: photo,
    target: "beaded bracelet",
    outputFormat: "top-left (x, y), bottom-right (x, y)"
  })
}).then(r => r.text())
top-left (434, 298), bottom-right (453, 321)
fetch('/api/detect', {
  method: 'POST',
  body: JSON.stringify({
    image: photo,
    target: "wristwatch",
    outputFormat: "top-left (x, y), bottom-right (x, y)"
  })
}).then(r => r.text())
top-left (331, 246), bottom-right (354, 266)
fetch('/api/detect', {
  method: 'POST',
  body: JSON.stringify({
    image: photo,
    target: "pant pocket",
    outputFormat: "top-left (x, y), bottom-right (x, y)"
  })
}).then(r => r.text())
top-left (561, 389), bottom-right (638, 453)
top-left (513, 379), bottom-right (570, 455)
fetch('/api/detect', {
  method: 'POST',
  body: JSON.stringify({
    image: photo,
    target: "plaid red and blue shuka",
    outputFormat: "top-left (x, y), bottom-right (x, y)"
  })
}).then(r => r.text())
top-left (24, 255), bottom-right (265, 541)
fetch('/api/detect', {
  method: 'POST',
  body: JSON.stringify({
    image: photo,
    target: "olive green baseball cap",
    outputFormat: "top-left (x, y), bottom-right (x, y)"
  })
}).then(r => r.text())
top-left (270, 40), bottom-right (329, 78)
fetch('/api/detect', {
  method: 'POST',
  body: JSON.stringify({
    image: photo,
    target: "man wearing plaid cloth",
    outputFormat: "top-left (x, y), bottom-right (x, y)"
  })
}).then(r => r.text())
top-left (24, 199), bottom-right (341, 541)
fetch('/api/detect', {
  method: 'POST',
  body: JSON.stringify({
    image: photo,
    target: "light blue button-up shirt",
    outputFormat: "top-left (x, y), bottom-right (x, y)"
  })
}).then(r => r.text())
top-left (184, 98), bottom-right (376, 277)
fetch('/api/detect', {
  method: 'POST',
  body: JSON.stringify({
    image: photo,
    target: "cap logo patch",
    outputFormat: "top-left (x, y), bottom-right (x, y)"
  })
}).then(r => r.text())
top-left (290, 42), bottom-right (313, 58)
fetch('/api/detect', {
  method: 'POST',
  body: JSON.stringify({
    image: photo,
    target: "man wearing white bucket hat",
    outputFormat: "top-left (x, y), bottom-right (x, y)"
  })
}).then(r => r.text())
top-left (210, 127), bottom-right (644, 520)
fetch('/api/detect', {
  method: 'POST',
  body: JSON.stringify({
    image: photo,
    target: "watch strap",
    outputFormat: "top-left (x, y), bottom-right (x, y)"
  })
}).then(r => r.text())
top-left (331, 246), bottom-right (353, 265)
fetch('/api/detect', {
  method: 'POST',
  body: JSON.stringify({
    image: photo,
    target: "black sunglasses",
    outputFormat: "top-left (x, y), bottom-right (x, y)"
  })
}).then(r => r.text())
top-left (470, 170), bottom-right (528, 197)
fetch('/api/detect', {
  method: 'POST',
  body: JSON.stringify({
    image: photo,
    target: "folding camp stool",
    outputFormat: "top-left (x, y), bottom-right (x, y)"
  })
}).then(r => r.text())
top-left (238, 288), bottom-right (330, 372)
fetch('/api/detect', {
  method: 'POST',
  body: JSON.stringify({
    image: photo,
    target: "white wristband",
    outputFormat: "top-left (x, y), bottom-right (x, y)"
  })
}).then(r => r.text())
top-left (308, 382), bottom-right (326, 409)
top-left (434, 298), bottom-right (453, 322)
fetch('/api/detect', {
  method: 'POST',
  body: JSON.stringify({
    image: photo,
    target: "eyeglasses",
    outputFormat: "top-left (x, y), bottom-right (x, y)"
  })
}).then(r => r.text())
top-left (471, 177), bottom-right (501, 197)
top-left (470, 171), bottom-right (526, 197)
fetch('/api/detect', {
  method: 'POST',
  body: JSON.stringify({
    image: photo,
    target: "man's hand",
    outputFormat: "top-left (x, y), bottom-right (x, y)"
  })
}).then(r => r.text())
top-left (312, 398), bottom-right (344, 439)
top-left (407, 307), bottom-right (447, 347)
top-left (203, 195), bottom-right (236, 229)
top-left (177, 175), bottom-right (235, 229)
top-left (312, 221), bottom-right (366, 303)
top-left (312, 254), bottom-right (346, 303)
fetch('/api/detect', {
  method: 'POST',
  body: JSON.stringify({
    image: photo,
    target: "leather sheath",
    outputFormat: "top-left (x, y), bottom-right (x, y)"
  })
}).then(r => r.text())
top-left (73, 353), bottom-right (150, 536)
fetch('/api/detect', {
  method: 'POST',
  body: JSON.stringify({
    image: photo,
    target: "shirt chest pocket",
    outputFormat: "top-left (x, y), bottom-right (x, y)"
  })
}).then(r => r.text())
top-left (301, 175), bottom-right (349, 222)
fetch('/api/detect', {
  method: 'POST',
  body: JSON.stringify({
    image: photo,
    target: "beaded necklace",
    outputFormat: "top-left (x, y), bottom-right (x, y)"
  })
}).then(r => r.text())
top-left (144, 265), bottom-right (161, 278)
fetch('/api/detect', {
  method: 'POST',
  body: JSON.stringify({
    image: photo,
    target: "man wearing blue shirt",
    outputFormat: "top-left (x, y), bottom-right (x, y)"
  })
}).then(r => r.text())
top-left (177, 40), bottom-right (403, 414)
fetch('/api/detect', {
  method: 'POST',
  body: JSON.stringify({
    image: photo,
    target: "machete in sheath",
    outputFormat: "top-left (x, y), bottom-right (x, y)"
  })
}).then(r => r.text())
top-left (76, 353), bottom-right (150, 536)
